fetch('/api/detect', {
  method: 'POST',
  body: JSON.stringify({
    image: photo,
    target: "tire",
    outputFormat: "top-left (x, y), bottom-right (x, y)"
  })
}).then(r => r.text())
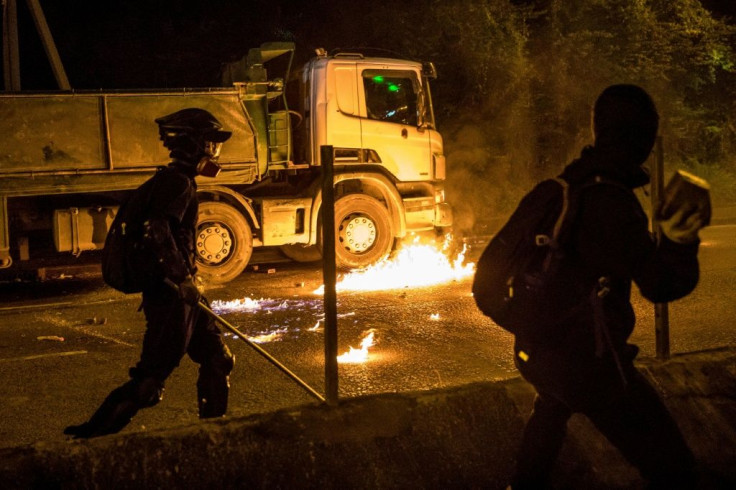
top-left (280, 243), bottom-right (323, 263)
top-left (332, 194), bottom-right (393, 269)
top-left (196, 201), bottom-right (253, 284)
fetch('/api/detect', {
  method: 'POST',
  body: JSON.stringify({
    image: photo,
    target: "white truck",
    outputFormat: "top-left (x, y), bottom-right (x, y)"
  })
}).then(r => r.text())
top-left (0, 42), bottom-right (452, 283)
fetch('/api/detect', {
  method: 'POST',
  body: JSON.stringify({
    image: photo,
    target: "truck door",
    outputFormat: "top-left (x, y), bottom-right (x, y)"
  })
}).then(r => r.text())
top-left (325, 62), bottom-right (362, 153)
top-left (358, 68), bottom-right (432, 182)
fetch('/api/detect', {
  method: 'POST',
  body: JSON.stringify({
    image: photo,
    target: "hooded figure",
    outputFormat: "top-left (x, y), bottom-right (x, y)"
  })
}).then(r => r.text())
top-left (65, 108), bottom-right (235, 439)
top-left (510, 85), bottom-right (706, 489)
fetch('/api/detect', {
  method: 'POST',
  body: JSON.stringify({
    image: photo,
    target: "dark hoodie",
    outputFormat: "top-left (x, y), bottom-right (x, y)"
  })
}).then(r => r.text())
top-left (559, 144), bottom-right (700, 355)
top-left (513, 142), bottom-right (700, 409)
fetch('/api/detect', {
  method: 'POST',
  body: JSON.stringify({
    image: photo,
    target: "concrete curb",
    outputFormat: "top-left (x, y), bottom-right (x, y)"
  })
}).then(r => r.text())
top-left (1, 348), bottom-right (734, 489)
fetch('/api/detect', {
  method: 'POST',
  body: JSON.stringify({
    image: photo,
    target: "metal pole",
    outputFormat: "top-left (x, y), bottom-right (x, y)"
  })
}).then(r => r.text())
top-left (651, 136), bottom-right (670, 360)
top-left (25, 0), bottom-right (70, 89)
top-left (321, 145), bottom-right (339, 405)
top-left (0, 196), bottom-right (10, 267)
top-left (164, 279), bottom-right (326, 403)
top-left (3, 0), bottom-right (21, 90)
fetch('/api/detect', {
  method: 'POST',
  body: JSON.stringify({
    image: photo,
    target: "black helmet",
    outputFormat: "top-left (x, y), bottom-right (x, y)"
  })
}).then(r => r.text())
top-left (155, 108), bottom-right (232, 147)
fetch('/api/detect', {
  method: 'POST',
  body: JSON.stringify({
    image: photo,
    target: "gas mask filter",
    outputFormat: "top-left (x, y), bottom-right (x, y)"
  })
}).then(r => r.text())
top-left (196, 141), bottom-right (223, 178)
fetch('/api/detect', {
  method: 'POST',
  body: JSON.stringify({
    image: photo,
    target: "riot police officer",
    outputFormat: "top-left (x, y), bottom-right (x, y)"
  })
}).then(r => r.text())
top-left (65, 108), bottom-right (235, 438)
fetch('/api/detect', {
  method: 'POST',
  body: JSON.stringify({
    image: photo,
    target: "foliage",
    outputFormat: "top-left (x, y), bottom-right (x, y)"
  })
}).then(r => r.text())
top-left (425, 0), bottom-right (736, 229)
top-left (521, 0), bottom-right (736, 168)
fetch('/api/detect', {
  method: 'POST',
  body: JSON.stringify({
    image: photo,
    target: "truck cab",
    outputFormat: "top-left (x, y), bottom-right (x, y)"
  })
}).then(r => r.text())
top-left (297, 52), bottom-right (444, 183)
top-left (270, 48), bottom-right (451, 268)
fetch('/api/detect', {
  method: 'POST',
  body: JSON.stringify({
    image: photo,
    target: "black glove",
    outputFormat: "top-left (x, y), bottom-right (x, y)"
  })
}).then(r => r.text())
top-left (177, 275), bottom-right (201, 306)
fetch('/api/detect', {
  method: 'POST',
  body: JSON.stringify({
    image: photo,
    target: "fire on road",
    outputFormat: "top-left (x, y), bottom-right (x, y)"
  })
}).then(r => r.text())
top-left (211, 237), bottom-right (476, 364)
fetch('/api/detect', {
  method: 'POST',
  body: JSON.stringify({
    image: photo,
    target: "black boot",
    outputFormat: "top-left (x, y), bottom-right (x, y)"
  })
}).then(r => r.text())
top-left (63, 422), bottom-right (95, 438)
top-left (64, 378), bottom-right (163, 439)
top-left (197, 355), bottom-right (233, 418)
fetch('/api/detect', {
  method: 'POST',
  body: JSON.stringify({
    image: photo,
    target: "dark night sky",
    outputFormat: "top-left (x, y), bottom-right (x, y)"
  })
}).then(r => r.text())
top-left (9, 0), bottom-right (353, 90)
top-left (12, 1), bottom-right (281, 89)
top-left (6, 0), bottom-right (736, 91)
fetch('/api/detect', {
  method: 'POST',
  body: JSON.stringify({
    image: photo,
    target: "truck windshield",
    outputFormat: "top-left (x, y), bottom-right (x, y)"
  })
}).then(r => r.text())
top-left (362, 70), bottom-right (419, 127)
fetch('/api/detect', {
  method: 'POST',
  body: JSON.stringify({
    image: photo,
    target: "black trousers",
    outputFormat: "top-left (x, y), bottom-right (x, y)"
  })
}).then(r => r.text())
top-left (512, 345), bottom-right (696, 489)
top-left (134, 281), bottom-right (230, 384)
top-left (66, 281), bottom-right (232, 438)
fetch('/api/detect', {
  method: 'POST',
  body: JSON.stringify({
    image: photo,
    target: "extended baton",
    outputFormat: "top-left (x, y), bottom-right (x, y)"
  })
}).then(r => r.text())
top-left (165, 278), bottom-right (325, 403)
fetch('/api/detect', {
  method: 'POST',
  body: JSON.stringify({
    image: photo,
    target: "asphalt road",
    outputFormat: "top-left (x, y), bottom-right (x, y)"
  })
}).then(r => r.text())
top-left (0, 224), bottom-right (734, 448)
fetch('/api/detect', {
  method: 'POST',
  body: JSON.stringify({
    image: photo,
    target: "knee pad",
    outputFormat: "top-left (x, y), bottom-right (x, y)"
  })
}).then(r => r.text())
top-left (217, 345), bottom-right (235, 375)
top-left (197, 347), bottom-right (234, 419)
top-left (204, 344), bottom-right (235, 377)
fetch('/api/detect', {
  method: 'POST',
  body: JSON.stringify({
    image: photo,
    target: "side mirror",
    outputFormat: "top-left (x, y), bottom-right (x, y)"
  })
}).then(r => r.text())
top-left (422, 62), bottom-right (437, 80)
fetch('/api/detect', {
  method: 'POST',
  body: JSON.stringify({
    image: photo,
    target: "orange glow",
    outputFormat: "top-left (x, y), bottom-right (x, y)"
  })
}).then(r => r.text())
top-left (315, 235), bottom-right (475, 294)
top-left (337, 330), bottom-right (376, 364)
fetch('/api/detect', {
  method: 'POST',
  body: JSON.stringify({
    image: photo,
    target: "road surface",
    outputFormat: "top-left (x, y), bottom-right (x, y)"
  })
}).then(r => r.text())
top-left (0, 224), bottom-right (733, 448)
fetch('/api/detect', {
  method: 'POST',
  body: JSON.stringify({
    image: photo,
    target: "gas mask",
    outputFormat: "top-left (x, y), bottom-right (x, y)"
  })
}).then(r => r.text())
top-left (196, 140), bottom-right (223, 178)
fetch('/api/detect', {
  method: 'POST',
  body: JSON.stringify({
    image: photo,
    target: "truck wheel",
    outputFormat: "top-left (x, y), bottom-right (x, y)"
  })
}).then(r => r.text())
top-left (333, 194), bottom-right (393, 269)
top-left (280, 244), bottom-right (322, 263)
top-left (196, 201), bottom-right (253, 284)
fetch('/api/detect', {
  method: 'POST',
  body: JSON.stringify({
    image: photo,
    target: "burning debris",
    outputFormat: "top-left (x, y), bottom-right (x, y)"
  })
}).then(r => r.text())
top-left (337, 329), bottom-right (377, 364)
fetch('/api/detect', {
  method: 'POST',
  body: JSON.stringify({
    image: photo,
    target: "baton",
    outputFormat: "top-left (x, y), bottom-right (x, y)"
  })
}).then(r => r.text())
top-left (165, 278), bottom-right (326, 403)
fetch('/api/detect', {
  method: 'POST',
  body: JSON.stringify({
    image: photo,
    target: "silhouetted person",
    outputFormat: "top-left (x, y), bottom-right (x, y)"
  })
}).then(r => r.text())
top-left (65, 108), bottom-right (234, 438)
top-left (510, 85), bottom-right (706, 488)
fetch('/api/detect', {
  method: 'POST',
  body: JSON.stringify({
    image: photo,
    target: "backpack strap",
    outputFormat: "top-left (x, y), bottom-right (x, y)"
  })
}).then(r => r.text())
top-left (533, 178), bottom-right (569, 248)
top-left (550, 177), bottom-right (570, 243)
top-left (552, 174), bottom-right (630, 246)
top-left (536, 178), bottom-right (570, 272)
top-left (577, 174), bottom-right (631, 387)
top-left (591, 277), bottom-right (628, 388)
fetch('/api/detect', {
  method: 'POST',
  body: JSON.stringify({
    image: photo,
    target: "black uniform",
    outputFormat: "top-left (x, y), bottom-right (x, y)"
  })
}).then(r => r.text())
top-left (510, 144), bottom-right (699, 488)
top-left (65, 160), bottom-right (233, 439)
top-left (137, 161), bottom-right (233, 416)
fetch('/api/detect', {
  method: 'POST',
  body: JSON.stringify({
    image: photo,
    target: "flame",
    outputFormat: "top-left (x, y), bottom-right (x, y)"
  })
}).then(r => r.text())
top-left (214, 296), bottom-right (263, 312)
top-left (211, 297), bottom-right (323, 315)
top-left (314, 235), bottom-right (475, 294)
top-left (337, 330), bottom-right (376, 364)
top-left (210, 297), bottom-right (326, 344)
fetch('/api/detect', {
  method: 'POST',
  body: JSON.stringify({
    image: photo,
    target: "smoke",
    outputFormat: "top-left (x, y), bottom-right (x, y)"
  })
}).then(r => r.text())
top-left (442, 105), bottom-right (540, 238)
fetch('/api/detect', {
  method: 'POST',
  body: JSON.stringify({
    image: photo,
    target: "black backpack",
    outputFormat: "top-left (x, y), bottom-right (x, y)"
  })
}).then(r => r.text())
top-left (101, 174), bottom-right (161, 293)
top-left (472, 177), bottom-right (599, 340)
